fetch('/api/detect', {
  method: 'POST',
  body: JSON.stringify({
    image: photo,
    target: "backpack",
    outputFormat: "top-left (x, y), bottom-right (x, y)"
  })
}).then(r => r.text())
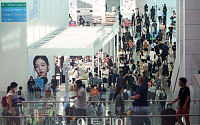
top-left (123, 91), bottom-right (129, 100)
top-left (144, 41), bottom-right (148, 48)
top-left (144, 63), bottom-right (148, 71)
top-left (2, 96), bottom-right (7, 107)
top-left (159, 93), bottom-right (167, 100)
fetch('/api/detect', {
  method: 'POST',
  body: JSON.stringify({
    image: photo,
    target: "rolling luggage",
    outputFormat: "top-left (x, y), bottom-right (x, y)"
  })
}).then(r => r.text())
top-left (45, 90), bottom-right (51, 98)
top-left (161, 104), bottom-right (177, 125)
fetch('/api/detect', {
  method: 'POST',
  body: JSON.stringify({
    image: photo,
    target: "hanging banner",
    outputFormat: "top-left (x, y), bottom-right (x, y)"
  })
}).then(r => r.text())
top-left (93, 0), bottom-right (106, 23)
top-left (120, 0), bottom-right (136, 19)
top-left (69, 0), bottom-right (77, 22)
top-left (122, 0), bottom-right (135, 13)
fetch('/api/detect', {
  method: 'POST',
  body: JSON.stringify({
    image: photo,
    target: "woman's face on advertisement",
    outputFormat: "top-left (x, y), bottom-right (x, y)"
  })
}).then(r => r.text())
top-left (35, 58), bottom-right (49, 78)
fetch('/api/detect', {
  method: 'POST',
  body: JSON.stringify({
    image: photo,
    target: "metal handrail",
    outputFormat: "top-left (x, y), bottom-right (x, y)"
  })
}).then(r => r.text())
top-left (0, 114), bottom-right (200, 118)
top-left (0, 100), bottom-right (199, 103)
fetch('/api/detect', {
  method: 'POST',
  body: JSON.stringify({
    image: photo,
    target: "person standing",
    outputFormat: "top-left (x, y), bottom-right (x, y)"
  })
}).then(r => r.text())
top-left (112, 4), bottom-right (116, 13)
top-left (91, 74), bottom-right (99, 87)
top-left (115, 85), bottom-right (125, 115)
top-left (144, 4), bottom-right (148, 12)
top-left (17, 86), bottom-right (25, 114)
top-left (150, 6), bottom-right (155, 22)
top-left (102, 67), bottom-right (109, 84)
top-left (131, 10), bottom-right (135, 26)
top-left (27, 110), bottom-right (37, 125)
top-left (70, 80), bottom-right (87, 123)
top-left (124, 18), bottom-right (130, 31)
top-left (172, 42), bottom-right (176, 60)
top-left (130, 76), bottom-right (150, 125)
top-left (119, 11), bottom-right (122, 26)
top-left (157, 8), bottom-right (162, 24)
top-left (168, 24), bottom-right (174, 42)
top-left (169, 77), bottom-right (191, 125)
top-left (163, 4), bottom-right (167, 17)
top-left (27, 76), bottom-right (35, 98)
top-left (51, 75), bottom-right (58, 97)
top-left (149, 84), bottom-right (157, 105)
top-left (156, 86), bottom-right (162, 110)
top-left (155, 75), bottom-right (161, 90)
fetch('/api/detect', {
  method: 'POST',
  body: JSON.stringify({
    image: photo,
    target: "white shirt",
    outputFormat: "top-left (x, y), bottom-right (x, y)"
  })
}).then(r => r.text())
top-left (102, 69), bottom-right (109, 79)
top-left (149, 86), bottom-right (157, 93)
top-left (149, 51), bottom-right (156, 61)
top-left (75, 87), bottom-right (86, 109)
top-left (112, 6), bottom-right (116, 13)
top-left (141, 53), bottom-right (147, 60)
top-left (119, 51), bottom-right (125, 56)
top-left (157, 10), bottom-right (162, 17)
top-left (156, 90), bottom-right (162, 96)
top-left (143, 27), bottom-right (147, 34)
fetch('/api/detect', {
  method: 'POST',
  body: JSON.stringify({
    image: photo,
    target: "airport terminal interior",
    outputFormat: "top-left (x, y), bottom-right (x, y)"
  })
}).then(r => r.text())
top-left (0, 0), bottom-right (200, 125)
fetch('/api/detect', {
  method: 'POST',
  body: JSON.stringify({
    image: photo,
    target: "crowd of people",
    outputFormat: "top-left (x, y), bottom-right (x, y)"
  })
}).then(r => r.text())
top-left (1, 3), bottom-right (192, 125)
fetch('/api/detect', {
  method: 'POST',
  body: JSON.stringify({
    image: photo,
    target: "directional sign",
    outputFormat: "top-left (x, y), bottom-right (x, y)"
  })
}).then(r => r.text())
top-left (1, 2), bottom-right (27, 22)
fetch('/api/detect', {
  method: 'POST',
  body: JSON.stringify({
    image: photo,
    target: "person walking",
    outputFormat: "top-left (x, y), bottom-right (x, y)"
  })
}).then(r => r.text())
top-left (7, 82), bottom-right (21, 125)
top-left (150, 6), bottom-right (155, 22)
top-left (169, 77), bottom-right (191, 125)
top-left (70, 80), bottom-right (87, 123)
top-left (130, 76), bottom-right (150, 125)
top-left (149, 84), bottom-right (157, 105)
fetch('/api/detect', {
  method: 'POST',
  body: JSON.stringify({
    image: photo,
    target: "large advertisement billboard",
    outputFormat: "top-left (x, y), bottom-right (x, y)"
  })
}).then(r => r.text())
top-left (28, 55), bottom-right (54, 86)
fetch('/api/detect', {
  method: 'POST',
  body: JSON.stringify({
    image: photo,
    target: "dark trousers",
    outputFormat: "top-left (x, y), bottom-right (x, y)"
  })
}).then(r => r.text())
top-left (151, 92), bottom-right (156, 104)
top-left (158, 16), bottom-right (162, 23)
top-left (125, 26), bottom-right (129, 31)
top-left (151, 14), bottom-right (155, 21)
top-left (74, 108), bottom-right (87, 124)
top-left (131, 107), bottom-right (151, 125)
top-left (7, 113), bottom-right (20, 125)
top-left (52, 87), bottom-right (57, 97)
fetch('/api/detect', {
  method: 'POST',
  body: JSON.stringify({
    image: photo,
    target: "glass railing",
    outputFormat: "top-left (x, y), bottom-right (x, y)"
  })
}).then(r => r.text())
top-left (0, 94), bottom-right (200, 125)
top-left (0, 102), bottom-right (200, 125)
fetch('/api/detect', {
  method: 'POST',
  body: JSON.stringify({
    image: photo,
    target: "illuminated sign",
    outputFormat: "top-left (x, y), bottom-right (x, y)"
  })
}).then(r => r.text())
top-left (1, 2), bottom-right (27, 22)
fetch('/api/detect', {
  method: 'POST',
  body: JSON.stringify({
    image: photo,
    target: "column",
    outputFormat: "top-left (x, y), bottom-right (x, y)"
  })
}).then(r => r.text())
top-left (185, 0), bottom-right (200, 123)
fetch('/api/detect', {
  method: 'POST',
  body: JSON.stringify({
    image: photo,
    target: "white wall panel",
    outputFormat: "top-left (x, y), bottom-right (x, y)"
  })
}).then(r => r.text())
top-left (0, 0), bottom-right (69, 91)
top-left (0, 0), bottom-right (28, 91)
top-left (45, 0), bottom-right (51, 35)
top-left (39, 0), bottom-right (46, 39)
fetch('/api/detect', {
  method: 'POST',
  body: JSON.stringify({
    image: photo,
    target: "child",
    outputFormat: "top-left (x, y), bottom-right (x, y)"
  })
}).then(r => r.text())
top-left (38, 96), bottom-right (44, 108)
top-left (18, 86), bottom-right (25, 114)
top-left (27, 110), bottom-right (36, 125)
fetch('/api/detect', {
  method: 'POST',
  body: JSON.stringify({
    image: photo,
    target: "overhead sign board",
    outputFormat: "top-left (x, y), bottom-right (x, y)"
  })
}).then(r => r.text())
top-left (1, 2), bottom-right (27, 22)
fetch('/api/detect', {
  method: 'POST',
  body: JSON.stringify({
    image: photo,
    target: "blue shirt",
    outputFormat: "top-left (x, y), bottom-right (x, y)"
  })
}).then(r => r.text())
top-left (112, 74), bottom-right (119, 83)
top-left (133, 84), bottom-right (148, 106)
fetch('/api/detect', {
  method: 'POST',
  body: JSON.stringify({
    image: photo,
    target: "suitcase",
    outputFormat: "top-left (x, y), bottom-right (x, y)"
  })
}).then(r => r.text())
top-left (69, 84), bottom-right (74, 91)
top-left (45, 90), bottom-right (51, 98)
top-left (161, 104), bottom-right (177, 125)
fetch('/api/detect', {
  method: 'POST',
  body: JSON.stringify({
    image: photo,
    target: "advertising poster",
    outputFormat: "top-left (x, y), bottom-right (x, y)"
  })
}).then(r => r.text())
top-left (28, 55), bottom-right (54, 87)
